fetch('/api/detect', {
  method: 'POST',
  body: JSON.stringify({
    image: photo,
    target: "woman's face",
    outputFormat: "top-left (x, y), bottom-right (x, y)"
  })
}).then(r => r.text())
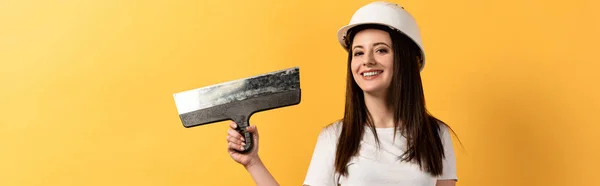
top-left (350, 28), bottom-right (394, 96)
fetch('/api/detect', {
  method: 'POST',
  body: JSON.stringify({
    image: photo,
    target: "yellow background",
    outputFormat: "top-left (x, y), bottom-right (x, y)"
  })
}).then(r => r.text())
top-left (1, 0), bottom-right (599, 185)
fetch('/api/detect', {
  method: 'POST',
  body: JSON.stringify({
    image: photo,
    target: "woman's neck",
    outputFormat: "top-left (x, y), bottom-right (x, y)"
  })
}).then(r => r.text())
top-left (363, 92), bottom-right (395, 128)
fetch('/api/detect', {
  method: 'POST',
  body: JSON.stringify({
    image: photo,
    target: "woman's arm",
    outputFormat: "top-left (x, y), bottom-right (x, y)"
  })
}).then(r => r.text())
top-left (244, 158), bottom-right (279, 186)
top-left (227, 123), bottom-right (280, 186)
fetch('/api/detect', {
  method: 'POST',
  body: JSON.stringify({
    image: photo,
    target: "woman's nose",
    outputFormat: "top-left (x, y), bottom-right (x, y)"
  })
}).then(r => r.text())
top-left (362, 51), bottom-right (376, 66)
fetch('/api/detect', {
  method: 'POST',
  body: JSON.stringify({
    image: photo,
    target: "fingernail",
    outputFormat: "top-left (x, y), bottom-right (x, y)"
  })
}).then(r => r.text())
top-left (240, 146), bottom-right (245, 151)
top-left (241, 142), bottom-right (246, 146)
top-left (241, 137), bottom-right (245, 142)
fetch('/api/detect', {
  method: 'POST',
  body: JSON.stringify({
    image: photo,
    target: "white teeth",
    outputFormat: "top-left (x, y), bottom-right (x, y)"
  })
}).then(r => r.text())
top-left (362, 71), bottom-right (382, 77)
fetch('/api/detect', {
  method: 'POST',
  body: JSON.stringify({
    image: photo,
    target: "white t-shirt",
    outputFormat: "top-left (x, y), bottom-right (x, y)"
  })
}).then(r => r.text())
top-left (303, 121), bottom-right (457, 186)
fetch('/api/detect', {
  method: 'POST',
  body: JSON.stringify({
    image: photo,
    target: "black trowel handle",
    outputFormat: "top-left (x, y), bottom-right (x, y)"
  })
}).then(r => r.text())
top-left (234, 120), bottom-right (253, 154)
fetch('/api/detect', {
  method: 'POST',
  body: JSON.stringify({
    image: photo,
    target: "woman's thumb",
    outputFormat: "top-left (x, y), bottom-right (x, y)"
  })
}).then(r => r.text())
top-left (247, 125), bottom-right (258, 138)
top-left (247, 125), bottom-right (257, 133)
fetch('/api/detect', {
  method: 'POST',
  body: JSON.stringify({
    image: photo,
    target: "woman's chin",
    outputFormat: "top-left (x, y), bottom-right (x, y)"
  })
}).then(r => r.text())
top-left (360, 87), bottom-right (387, 97)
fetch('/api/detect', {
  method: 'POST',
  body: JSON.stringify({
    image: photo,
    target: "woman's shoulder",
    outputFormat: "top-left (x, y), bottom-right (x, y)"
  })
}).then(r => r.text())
top-left (435, 120), bottom-right (454, 137)
top-left (322, 120), bottom-right (343, 135)
top-left (307, 120), bottom-right (342, 152)
top-left (312, 120), bottom-right (343, 142)
top-left (435, 119), bottom-right (459, 149)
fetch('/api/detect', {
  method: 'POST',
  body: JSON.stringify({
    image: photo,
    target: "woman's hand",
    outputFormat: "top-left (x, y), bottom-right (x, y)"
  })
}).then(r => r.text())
top-left (227, 121), bottom-right (260, 168)
top-left (226, 122), bottom-right (279, 186)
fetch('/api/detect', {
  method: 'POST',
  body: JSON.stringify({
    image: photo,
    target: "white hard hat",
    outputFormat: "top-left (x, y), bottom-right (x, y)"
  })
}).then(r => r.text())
top-left (337, 1), bottom-right (426, 70)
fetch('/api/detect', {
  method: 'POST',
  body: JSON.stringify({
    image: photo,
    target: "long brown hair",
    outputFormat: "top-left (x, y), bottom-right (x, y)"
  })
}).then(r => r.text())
top-left (334, 24), bottom-right (454, 177)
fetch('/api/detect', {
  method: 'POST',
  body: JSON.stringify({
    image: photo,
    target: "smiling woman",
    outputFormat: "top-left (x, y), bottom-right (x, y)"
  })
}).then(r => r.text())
top-left (349, 27), bottom-right (395, 97)
top-left (2, 0), bottom-right (600, 185)
top-left (225, 1), bottom-right (458, 186)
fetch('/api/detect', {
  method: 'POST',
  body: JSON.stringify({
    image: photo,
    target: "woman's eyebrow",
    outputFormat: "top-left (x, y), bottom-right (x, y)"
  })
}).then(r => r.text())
top-left (372, 42), bottom-right (390, 47)
top-left (352, 42), bottom-right (391, 50)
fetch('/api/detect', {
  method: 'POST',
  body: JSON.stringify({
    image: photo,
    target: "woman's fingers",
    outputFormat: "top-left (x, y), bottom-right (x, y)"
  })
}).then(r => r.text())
top-left (228, 141), bottom-right (245, 151)
top-left (227, 122), bottom-right (246, 152)
top-left (227, 128), bottom-right (245, 142)
top-left (227, 129), bottom-right (245, 148)
top-left (227, 135), bottom-right (243, 145)
top-left (229, 121), bottom-right (237, 129)
top-left (229, 122), bottom-right (246, 141)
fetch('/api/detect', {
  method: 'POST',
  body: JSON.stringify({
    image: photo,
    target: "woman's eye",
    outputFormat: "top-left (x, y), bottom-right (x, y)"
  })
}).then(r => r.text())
top-left (376, 48), bottom-right (388, 53)
top-left (353, 51), bottom-right (364, 56)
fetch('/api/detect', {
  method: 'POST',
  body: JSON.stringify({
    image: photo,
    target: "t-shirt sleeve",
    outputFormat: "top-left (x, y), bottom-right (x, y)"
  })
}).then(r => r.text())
top-left (437, 124), bottom-right (458, 181)
top-left (303, 126), bottom-right (338, 186)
